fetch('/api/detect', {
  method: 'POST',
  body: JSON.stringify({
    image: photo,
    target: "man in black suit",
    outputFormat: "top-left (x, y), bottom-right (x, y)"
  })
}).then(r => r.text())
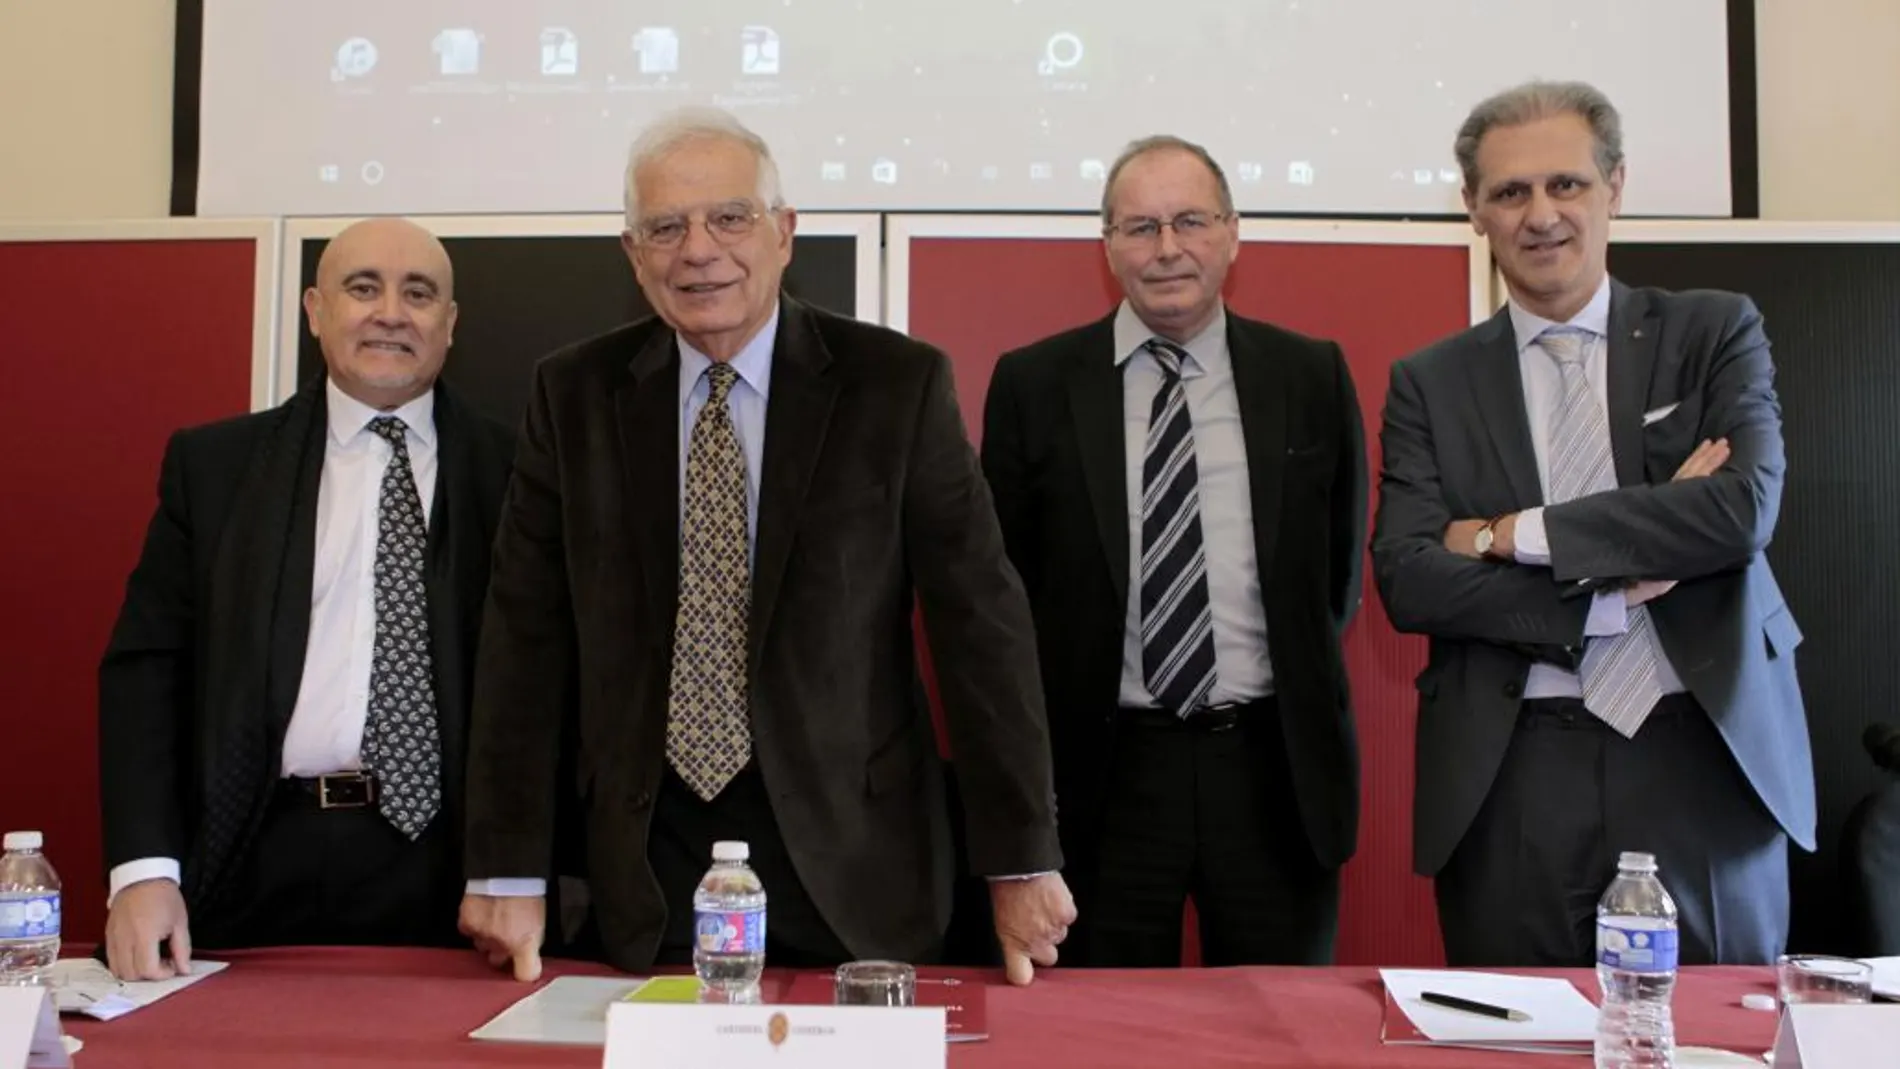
top-left (457, 106), bottom-right (1075, 984)
top-left (1373, 80), bottom-right (1815, 966)
top-left (98, 218), bottom-right (516, 979)
top-left (980, 135), bottom-right (1367, 966)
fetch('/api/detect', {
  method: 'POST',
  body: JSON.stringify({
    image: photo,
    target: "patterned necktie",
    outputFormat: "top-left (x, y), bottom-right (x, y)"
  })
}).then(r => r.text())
top-left (1139, 339), bottom-right (1218, 717)
top-left (667, 363), bottom-right (753, 800)
top-left (1539, 328), bottom-right (1665, 737)
top-left (360, 416), bottom-right (442, 838)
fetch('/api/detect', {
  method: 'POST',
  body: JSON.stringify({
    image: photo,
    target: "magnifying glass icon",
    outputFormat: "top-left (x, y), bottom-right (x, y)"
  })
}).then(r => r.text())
top-left (1038, 32), bottom-right (1083, 75)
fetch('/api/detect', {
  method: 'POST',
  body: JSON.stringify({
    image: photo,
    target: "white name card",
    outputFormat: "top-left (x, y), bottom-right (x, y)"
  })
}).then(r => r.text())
top-left (1770, 1004), bottom-right (1900, 1068)
top-left (605, 1001), bottom-right (946, 1069)
top-left (0, 986), bottom-right (69, 1069)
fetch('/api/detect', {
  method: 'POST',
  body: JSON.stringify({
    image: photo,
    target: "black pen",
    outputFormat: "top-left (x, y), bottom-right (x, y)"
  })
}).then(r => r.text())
top-left (1420, 991), bottom-right (1532, 1022)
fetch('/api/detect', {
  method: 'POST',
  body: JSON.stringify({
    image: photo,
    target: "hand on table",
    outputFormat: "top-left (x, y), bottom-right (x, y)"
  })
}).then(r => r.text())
top-left (105, 878), bottom-right (193, 981)
top-left (990, 873), bottom-right (1077, 987)
top-left (458, 893), bottom-right (545, 982)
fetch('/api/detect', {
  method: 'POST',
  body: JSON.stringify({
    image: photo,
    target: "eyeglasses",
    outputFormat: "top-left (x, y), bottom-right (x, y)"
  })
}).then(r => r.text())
top-left (1103, 210), bottom-right (1232, 243)
top-left (632, 202), bottom-right (776, 249)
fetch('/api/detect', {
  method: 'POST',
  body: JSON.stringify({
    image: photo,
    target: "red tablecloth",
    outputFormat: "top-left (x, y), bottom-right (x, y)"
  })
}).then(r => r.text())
top-left (61, 948), bottom-right (1780, 1067)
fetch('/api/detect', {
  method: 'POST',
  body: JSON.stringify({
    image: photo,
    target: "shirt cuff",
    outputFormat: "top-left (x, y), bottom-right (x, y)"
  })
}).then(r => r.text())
top-left (466, 878), bottom-right (548, 897)
top-left (1584, 590), bottom-right (1631, 637)
top-left (108, 858), bottom-right (181, 907)
top-left (1511, 507), bottom-right (1551, 565)
top-left (986, 872), bottom-right (1053, 881)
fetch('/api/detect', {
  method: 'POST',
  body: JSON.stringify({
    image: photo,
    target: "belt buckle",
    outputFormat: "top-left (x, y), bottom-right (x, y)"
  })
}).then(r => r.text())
top-left (317, 772), bottom-right (375, 809)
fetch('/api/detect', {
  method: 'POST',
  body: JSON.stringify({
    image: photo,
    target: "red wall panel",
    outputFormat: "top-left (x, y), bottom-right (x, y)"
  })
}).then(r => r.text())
top-left (905, 235), bottom-right (1475, 966)
top-left (0, 238), bottom-right (257, 942)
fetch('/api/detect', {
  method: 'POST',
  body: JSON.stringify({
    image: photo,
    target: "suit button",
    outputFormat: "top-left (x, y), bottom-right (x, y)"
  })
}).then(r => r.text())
top-left (631, 789), bottom-right (653, 809)
top-left (1503, 681), bottom-right (1522, 699)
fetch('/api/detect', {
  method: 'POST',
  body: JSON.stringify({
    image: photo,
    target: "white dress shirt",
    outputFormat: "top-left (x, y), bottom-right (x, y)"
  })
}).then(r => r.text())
top-left (1505, 277), bottom-right (1686, 700)
top-left (110, 380), bottom-right (439, 903)
top-left (1112, 301), bottom-right (1274, 708)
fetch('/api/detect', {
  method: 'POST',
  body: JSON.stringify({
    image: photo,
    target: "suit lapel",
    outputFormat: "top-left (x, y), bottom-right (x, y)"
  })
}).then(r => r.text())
top-left (617, 321), bottom-right (684, 644)
top-left (1462, 309), bottom-right (1544, 509)
top-left (1607, 281), bottom-right (1660, 489)
top-left (750, 298), bottom-right (837, 672)
top-left (1227, 315), bottom-right (1288, 580)
top-left (192, 379), bottom-right (323, 899)
top-left (264, 389), bottom-right (327, 742)
top-left (1067, 317), bottom-right (1130, 608)
top-left (424, 384), bottom-right (476, 817)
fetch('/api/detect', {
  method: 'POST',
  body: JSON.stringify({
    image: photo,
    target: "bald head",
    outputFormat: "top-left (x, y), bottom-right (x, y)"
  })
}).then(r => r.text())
top-left (315, 217), bottom-right (455, 297)
top-left (304, 217), bottom-right (458, 410)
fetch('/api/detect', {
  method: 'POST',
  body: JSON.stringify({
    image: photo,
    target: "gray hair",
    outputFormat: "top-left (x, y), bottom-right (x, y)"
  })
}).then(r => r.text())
top-left (622, 106), bottom-right (785, 226)
top-left (1099, 135), bottom-right (1235, 223)
top-left (1453, 80), bottom-right (1624, 193)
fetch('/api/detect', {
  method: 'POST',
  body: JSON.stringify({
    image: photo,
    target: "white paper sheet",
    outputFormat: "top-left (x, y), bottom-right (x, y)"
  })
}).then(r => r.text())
top-left (469, 975), bottom-right (648, 1046)
top-left (1862, 956), bottom-right (1900, 1001)
top-left (48, 958), bottom-right (227, 1021)
top-left (1380, 968), bottom-right (1600, 1046)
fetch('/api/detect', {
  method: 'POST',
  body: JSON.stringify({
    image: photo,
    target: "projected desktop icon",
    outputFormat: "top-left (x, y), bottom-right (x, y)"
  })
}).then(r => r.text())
top-left (821, 161), bottom-right (847, 182)
top-left (871, 159), bottom-right (898, 185)
top-left (541, 27), bottom-right (579, 75)
top-left (1236, 161), bottom-right (1264, 184)
top-left (361, 161), bottom-right (385, 186)
top-left (333, 37), bottom-right (378, 80)
top-left (318, 165), bottom-right (340, 183)
top-left (980, 165), bottom-right (1000, 181)
top-left (1029, 162), bottom-right (1053, 180)
top-left (1413, 168), bottom-right (1434, 185)
top-left (433, 28), bottom-right (481, 76)
top-left (1079, 159), bottom-right (1106, 181)
top-left (1287, 160), bottom-right (1314, 186)
top-left (632, 27), bottom-right (679, 74)
top-left (741, 26), bottom-right (781, 75)
top-left (1438, 168), bottom-right (1460, 185)
top-left (1038, 32), bottom-right (1083, 75)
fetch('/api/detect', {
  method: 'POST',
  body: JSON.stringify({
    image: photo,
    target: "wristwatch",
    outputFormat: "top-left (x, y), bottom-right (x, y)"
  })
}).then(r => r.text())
top-left (1473, 515), bottom-right (1506, 559)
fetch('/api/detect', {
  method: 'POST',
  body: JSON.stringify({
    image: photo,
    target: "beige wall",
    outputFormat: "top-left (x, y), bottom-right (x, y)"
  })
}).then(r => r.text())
top-left (1755, 0), bottom-right (1900, 220)
top-left (2, 0), bottom-right (1896, 222)
top-left (0, 1), bottom-right (177, 220)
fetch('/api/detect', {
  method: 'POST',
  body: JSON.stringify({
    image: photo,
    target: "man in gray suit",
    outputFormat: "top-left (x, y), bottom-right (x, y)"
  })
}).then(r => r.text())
top-left (1372, 80), bottom-right (1816, 967)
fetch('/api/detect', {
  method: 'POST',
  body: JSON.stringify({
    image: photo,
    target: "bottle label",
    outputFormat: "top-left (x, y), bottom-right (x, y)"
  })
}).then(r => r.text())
top-left (695, 907), bottom-right (765, 955)
top-left (1597, 920), bottom-right (1678, 973)
top-left (0, 893), bottom-right (60, 940)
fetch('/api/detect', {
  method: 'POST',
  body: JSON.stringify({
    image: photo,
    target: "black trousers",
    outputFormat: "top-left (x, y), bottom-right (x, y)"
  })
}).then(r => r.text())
top-left (1435, 694), bottom-right (1790, 968)
top-left (194, 779), bottom-right (461, 950)
top-left (648, 765), bottom-right (852, 968)
top-left (1072, 699), bottom-right (1340, 967)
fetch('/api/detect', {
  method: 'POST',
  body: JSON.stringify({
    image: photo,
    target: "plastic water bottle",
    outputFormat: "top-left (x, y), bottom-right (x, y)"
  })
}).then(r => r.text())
top-left (693, 840), bottom-right (766, 993)
top-left (1595, 851), bottom-right (1679, 1068)
top-left (0, 831), bottom-right (61, 986)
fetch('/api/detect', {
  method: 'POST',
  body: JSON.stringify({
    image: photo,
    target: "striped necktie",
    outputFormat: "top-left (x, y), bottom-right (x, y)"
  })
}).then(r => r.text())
top-left (1539, 327), bottom-right (1665, 736)
top-left (1138, 338), bottom-right (1218, 717)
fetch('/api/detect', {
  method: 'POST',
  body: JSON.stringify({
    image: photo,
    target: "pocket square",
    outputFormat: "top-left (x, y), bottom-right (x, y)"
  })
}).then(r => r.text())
top-left (1642, 402), bottom-right (1680, 426)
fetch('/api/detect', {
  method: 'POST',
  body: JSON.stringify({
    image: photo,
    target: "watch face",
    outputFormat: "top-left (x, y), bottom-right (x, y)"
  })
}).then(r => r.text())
top-left (1475, 528), bottom-right (1493, 554)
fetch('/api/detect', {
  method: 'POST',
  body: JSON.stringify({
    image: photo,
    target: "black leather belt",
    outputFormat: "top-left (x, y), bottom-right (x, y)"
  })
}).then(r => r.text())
top-left (285, 771), bottom-right (379, 809)
top-left (1119, 696), bottom-right (1276, 733)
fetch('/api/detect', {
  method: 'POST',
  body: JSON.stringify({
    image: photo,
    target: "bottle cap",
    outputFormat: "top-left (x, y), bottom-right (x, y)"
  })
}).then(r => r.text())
top-left (1741, 993), bottom-right (1778, 1012)
top-left (712, 840), bottom-right (749, 862)
top-left (1617, 851), bottom-right (1657, 872)
top-left (2, 831), bottom-right (43, 852)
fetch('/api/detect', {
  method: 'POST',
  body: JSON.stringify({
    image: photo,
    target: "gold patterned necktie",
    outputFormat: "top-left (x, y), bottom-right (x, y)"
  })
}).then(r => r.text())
top-left (666, 362), bottom-right (753, 800)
